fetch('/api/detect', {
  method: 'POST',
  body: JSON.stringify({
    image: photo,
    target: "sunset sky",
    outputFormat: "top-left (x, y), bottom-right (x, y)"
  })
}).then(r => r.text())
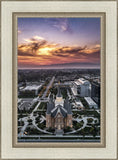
top-left (18, 17), bottom-right (100, 69)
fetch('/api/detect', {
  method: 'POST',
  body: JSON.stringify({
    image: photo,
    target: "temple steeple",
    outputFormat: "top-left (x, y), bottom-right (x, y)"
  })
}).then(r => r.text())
top-left (57, 82), bottom-right (62, 97)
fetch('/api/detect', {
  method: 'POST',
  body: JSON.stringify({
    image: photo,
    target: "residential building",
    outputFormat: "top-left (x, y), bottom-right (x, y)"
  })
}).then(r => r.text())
top-left (19, 85), bottom-right (42, 97)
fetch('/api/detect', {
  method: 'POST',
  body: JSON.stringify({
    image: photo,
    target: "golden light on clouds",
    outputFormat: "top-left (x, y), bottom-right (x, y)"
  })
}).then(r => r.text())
top-left (37, 47), bottom-right (54, 56)
top-left (18, 35), bottom-right (100, 68)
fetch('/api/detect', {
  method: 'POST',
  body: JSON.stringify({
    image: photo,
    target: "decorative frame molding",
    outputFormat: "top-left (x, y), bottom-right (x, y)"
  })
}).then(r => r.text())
top-left (0, 0), bottom-right (117, 160)
top-left (12, 12), bottom-right (106, 148)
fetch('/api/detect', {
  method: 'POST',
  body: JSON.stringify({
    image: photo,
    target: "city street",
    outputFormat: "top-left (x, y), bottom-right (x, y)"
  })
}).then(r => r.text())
top-left (42, 76), bottom-right (55, 98)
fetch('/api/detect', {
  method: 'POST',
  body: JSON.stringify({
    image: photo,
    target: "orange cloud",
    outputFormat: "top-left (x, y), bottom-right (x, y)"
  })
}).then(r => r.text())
top-left (18, 36), bottom-right (100, 67)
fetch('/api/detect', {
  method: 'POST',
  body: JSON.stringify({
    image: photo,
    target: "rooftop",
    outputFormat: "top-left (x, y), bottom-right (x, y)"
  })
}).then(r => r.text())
top-left (75, 100), bottom-right (83, 107)
top-left (22, 85), bottom-right (42, 91)
top-left (84, 97), bottom-right (97, 106)
top-left (74, 78), bottom-right (90, 86)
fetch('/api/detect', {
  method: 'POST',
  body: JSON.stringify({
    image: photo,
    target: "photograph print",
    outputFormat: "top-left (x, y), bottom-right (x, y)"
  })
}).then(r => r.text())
top-left (17, 17), bottom-right (101, 142)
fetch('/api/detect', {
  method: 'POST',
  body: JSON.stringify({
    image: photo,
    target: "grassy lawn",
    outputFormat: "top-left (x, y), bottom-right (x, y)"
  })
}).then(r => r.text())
top-left (25, 126), bottom-right (43, 135)
top-left (38, 102), bottom-right (47, 110)
top-left (37, 121), bottom-right (46, 129)
top-left (72, 125), bottom-right (100, 137)
top-left (72, 110), bottom-right (100, 118)
top-left (73, 120), bottom-right (84, 130)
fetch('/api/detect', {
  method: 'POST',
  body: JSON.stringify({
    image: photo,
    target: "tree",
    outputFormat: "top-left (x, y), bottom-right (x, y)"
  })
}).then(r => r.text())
top-left (87, 118), bottom-right (93, 124)
top-left (64, 126), bottom-right (71, 132)
top-left (28, 119), bottom-right (32, 123)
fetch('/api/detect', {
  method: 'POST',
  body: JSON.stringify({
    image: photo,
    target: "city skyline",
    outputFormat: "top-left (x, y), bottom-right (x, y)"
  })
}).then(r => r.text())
top-left (18, 17), bottom-right (100, 69)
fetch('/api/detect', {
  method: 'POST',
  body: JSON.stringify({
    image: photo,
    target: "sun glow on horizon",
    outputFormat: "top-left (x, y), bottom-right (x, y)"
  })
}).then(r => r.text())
top-left (18, 17), bottom-right (100, 69)
top-left (37, 47), bottom-right (55, 55)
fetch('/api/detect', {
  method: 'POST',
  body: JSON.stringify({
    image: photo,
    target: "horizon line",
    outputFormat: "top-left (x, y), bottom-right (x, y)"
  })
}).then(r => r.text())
top-left (18, 67), bottom-right (100, 70)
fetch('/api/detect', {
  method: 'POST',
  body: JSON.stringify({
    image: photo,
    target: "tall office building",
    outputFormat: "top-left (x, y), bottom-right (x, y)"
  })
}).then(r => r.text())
top-left (72, 78), bottom-right (91, 97)
top-left (91, 81), bottom-right (100, 106)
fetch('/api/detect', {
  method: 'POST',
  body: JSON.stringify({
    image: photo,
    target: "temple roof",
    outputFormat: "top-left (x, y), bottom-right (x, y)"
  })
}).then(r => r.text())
top-left (51, 105), bottom-right (67, 118)
top-left (46, 98), bottom-right (55, 114)
top-left (67, 103), bottom-right (72, 114)
top-left (46, 91), bottom-right (72, 116)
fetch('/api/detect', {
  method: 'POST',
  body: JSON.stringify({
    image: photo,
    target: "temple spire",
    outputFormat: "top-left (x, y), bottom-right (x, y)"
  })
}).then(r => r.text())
top-left (57, 82), bottom-right (62, 97)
